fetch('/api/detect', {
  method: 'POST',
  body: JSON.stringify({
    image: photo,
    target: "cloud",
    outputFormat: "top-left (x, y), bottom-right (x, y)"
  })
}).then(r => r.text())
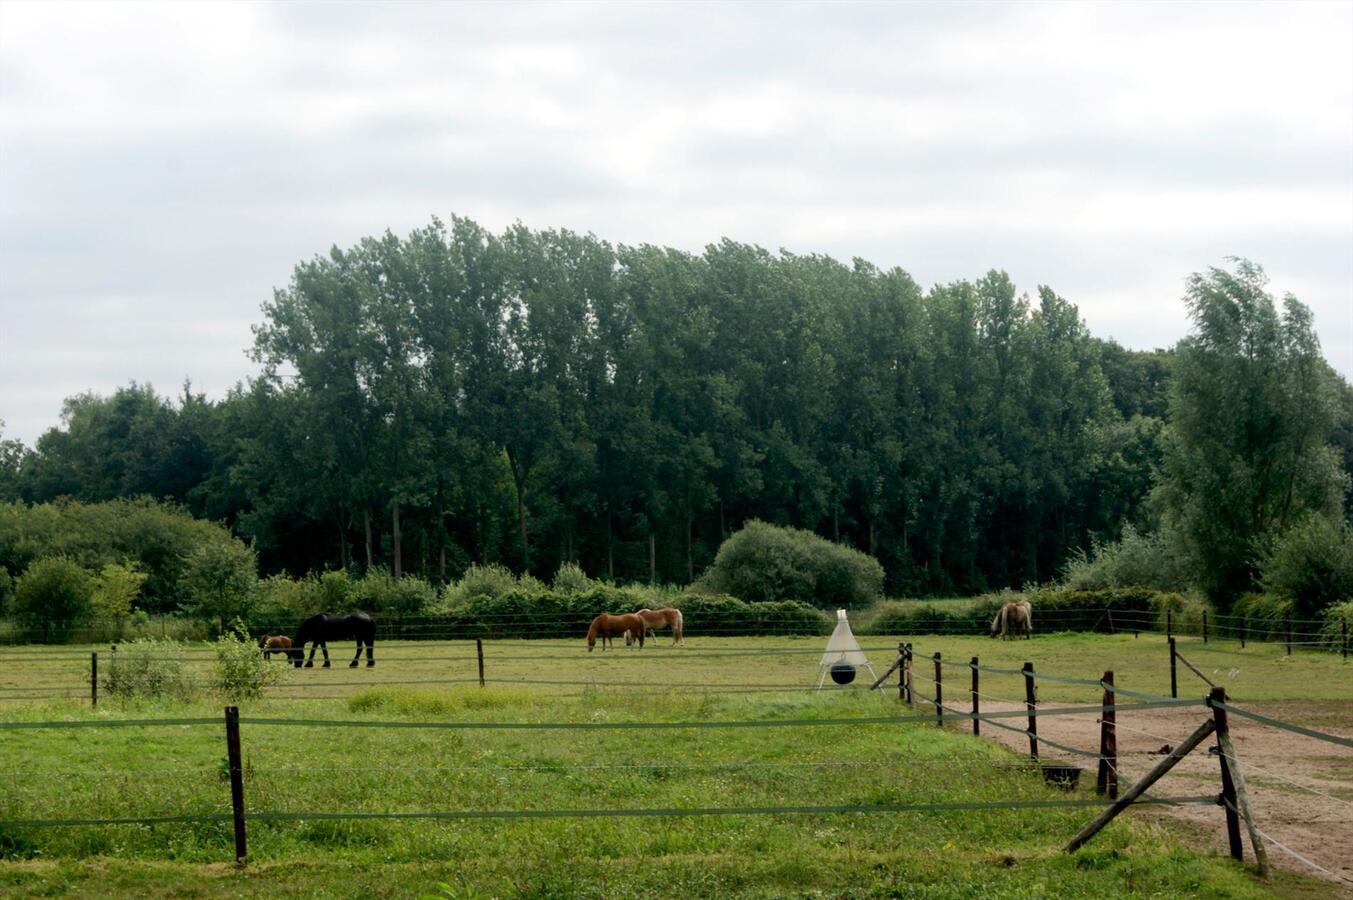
top-left (1, 0), bottom-right (1350, 444)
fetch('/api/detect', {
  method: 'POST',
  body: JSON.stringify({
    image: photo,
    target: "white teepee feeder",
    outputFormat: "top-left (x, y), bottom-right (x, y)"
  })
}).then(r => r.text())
top-left (817, 609), bottom-right (876, 689)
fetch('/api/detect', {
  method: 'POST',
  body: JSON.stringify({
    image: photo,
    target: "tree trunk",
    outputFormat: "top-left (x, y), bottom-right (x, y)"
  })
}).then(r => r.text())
top-left (869, 516), bottom-right (877, 557)
top-left (606, 507), bottom-right (615, 580)
top-left (506, 449), bottom-right (530, 571)
top-left (648, 526), bottom-right (656, 586)
top-left (686, 506), bottom-right (694, 584)
top-left (392, 500), bottom-right (402, 580)
top-left (335, 507), bottom-right (350, 571)
top-left (364, 509), bottom-right (374, 570)
top-left (833, 506), bottom-right (840, 543)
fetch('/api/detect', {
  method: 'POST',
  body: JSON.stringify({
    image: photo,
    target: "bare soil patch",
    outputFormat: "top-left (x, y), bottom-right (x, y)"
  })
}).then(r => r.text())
top-left (954, 696), bottom-right (1353, 892)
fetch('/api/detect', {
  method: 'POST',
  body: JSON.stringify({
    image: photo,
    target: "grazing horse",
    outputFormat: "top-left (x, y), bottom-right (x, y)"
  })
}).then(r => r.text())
top-left (587, 613), bottom-right (645, 651)
top-left (990, 601), bottom-right (1033, 640)
top-left (288, 612), bottom-right (376, 668)
top-left (257, 634), bottom-right (292, 661)
top-left (634, 607), bottom-right (685, 647)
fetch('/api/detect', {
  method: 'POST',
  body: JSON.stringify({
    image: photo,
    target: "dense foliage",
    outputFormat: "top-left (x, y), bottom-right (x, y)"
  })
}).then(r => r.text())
top-left (0, 223), bottom-right (1348, 617)
top-left (697, 520), bottom-right (883, 608)
top-left (0, 216), bottom-right (1188, 596)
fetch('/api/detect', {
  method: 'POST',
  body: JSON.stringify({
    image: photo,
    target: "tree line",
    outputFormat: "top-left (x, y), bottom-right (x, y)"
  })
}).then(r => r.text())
top-left (1, 218), bottom-right (1348, 606)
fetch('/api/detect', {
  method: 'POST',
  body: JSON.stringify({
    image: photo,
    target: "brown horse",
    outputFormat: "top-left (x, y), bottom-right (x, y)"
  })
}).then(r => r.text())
top-left (587, 613), bottom-right (646, 651)
top-left (990, 601), bottom-right (1033, 640)
top-left (257, 634), bottom-right (293, 660)
top-left (635, 608), bottom-right (685, 647)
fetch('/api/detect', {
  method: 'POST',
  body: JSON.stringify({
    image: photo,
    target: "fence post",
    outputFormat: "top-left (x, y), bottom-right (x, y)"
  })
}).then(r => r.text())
top-left (904, 643), bottom-right (914, 707)
top-left (90, 652), bottom-right (97, 707)
top-left (476, 638), bottom-right (485, 687)
top-left (1202, 611), bottom-right (1209, 643)
top-left (897, 642), bottom-right (906, 702)
top-left (1023, 661), bottom-right (1038, 761)
top-left (933, 652), bottom-right (943, 726)
top-left (1168, 636), bottom-right (1178, 699)
top-left (1166, 609), bottom-right (1172, 639)
top-left (1209, 686), bottom-right (1269, 876)
top-left (1343, 620), bottom-right (1348, 661)
top-left (970, 656), bottom-right (980, 736)
top-left (224, 706), bottom-right (247, 864)
top-left (1240, 616), bottom-right (1246, 649)
top-left (1286, 620), bottom-right (1292, 656)
top-left (1096, 671), bottom-right (1117, 799)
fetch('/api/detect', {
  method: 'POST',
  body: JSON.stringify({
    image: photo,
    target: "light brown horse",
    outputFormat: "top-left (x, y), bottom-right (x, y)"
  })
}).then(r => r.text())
top-left (587, 613), bottom-right (646, 651)
top-left (635, 608), bottom-right (685, 647)
top-left (989, 602), bottom-right (1033, 640)
top-left (258, 634), bottom-right (293, 660)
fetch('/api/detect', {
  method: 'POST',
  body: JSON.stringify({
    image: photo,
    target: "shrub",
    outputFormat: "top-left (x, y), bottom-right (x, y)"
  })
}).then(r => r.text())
top-left (91, 562), bottom-right (146, 621)
top-left (1259, 516), bottom-right (1353, 619)
top-left (1320, 599), bottom-right (1353, 648)
top-left (0, 567), bottom-right (12, 617)
top-left (551, 562), bottom-right (593, 595)
top-left (856, 587), bottom-right (1191, 636)
top-left (181, 539), bottom-right (258, 633)
top-left (253, 574), bottom-right (322, 627)
top-left (211, 629), bottom-right (286, 700)
top-left (1059, 525), bottom-right (1191, 593)
top-left (101, 638), bottom-right (197, 701)
top-left (1229, 593), bottom-right (1296, 641)
top-left (14, 556), bottom-right (93, 629)
top-left (697, 520), bottom-right (884, 609)
top-left (447, 564), bottom-right (524, 604)
top-left (354, 569), bottom-right (437, 616)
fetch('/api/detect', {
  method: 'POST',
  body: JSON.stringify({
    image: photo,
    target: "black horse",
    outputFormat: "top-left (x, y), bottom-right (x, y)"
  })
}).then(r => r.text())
top-left (288, 612), bottom-right (375, 668)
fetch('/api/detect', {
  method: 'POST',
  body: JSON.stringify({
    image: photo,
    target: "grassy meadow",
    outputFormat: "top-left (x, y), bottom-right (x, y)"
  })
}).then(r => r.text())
top-left (0, 632), bottom-right (1347, 898)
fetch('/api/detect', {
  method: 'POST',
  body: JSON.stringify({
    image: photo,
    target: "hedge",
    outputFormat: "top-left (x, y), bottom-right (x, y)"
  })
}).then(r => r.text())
top-left (858, 588), bottom-right (1190, 637)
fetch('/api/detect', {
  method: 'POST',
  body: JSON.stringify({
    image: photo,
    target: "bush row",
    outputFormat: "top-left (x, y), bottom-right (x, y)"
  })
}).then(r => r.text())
top-left (857, 588), bottom-right (1192, 636)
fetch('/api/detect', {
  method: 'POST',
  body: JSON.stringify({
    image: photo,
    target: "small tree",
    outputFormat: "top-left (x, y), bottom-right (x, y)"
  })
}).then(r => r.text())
top-left (212, 628), bottom-right (285, 700)
top-left (91, 562), bottom-right (147, 621)
top-left (182, 540), bottom-right (258, 633)
top-left (1259, 517), bottom-right (1353, 619)
top-left (14, 557), bottom-right (93, 631)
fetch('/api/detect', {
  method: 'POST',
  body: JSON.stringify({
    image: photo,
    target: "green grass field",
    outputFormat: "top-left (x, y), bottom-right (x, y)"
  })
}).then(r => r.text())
top-left (1, 633), bottom-right (1347, 898)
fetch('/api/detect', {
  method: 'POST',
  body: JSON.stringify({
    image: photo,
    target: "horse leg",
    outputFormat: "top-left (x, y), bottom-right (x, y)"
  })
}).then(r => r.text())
top-left (350, 641), bottom-right (361, 668)
top-left (366, 638), bottom-right (375, 667)
top-left (305, 643), bottom-right (317, 668)
top-left (321, 641), bottom-right (331, 668)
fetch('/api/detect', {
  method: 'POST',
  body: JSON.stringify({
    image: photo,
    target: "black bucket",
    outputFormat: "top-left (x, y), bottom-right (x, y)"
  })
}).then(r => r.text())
top-left (1040, 765), bottom-right (1082, 790)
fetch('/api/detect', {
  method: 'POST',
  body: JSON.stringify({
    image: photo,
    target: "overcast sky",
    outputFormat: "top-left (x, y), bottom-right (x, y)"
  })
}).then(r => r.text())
top-left (2, 0), bottom-right (1350, 445)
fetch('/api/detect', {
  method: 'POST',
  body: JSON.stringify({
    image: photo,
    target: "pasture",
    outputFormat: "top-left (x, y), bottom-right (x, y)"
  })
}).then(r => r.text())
top-left (1, 632), bottom-right (1348, 898)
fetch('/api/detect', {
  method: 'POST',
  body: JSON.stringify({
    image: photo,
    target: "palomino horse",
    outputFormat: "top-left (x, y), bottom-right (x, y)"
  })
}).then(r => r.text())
top-left (587, 613), bottom-right (645, 651)
top-left (634, 608), bottom-right (685, 647)
top-left (990, 601), bottom-right (1033, 640)
top-left (288, 612), bottom-right (376, 668)
top-left (257, 634), bottom-right (292, 661)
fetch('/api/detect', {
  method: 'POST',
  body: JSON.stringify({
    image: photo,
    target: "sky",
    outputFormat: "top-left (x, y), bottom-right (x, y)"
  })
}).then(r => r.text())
top-left (1, 0), bottom-right (1350, 446)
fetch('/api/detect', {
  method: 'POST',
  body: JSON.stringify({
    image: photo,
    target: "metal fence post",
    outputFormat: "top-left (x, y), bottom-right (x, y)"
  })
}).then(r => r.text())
top-left (1166, 609), bottom-right (1172, 639)
top-left (1343, 620), bottom-right (1348, 662)
top-left (897, 642), bottom-right (906, 702)
top-left (477, 638), bottom-right (485, 687)
top-left (90, 652), bottom-right (97, 707)
top-left (225, 706), bottom-right (247, 864)
top-left (1203, 611), bottom-right (1209, 643)
top-left (1286, 620), bottom-right (1292, 656)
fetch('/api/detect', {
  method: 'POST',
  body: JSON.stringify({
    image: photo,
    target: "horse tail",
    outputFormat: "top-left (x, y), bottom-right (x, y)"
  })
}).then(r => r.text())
top-left (990, 606), bottom-right (1004, 635)
top-left (674, 609), bottom-right (684, 643)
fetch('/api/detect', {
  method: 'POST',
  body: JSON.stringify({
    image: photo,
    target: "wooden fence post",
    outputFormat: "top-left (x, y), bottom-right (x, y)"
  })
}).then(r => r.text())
top-left (476, 638), bottom-right (485, 687)
top-left (1096, 671), bottom-right (1117, 799)
top-left (904, 644), bottom-right (914, 706)
top-left (1240, 616), bottom-right (1246, 649)
top-left (933, 652), bottom-right (943, 726)
top-left (1286, 620), bottom-right (1292, 656)
top-left (1209, 687), bottom-right (1269, 876)
top-left (90, 652), bottom-right (97, 707)
top-left (896, 644), bottom-right (905, 703)
top-left (1022, 662), bottom-right (1038, 761)
top-left (970, 656), bottom-right (980, 736)
top-left (1166, 609), bottom-right (1172, 639)
top-left (225, 706), bottom-right (247, 864)
top-left (1066, 716), bottom-right (1217, 853)
top-left (1168, 636), bottom-right (1178, 699)
top-left (1203, 611), bottom-right (1209, 643)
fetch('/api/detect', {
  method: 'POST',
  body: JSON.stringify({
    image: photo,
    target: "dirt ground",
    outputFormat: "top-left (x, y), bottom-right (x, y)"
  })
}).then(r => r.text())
top-left (950, 696), bottom-right (1353, 893)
